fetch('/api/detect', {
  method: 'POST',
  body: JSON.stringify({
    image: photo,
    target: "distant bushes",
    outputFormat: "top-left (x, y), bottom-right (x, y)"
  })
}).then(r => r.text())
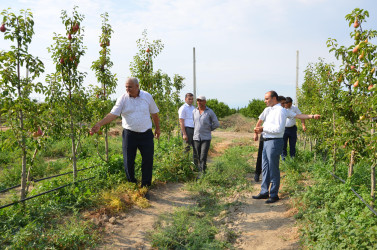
top-left (239, 99), bottom-right (265, 119)
top-left (205, 99), bottom-right (236, 119)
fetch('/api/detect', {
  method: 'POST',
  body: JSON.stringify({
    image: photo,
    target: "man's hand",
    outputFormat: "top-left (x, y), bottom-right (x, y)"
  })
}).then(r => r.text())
top-left (182, 134), bottom-right (188, 141)
top-left (313, 114), bottom-right (321, 119)
top-left (91, 124), bottom-right (100, 134)
top-left (253, 133), bottom-right (259, 141)
top-left (302, 125), bottom-right (307, 132)
top-left (254, 127), bottom-right (263, 134)
top-left (154, 127), bottom-right (161, 139)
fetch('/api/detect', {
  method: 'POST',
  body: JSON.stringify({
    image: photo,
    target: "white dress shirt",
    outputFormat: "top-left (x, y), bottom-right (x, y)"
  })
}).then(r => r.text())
top-left (262, 103), bottom-right (296, 139)
top-left (178, 103), bottom-right (195, 128)
top-left (285, 105), bottom-right (302, 127)
top-left (259, 107), bottom-right (271, 121)
top-left (110, 90), bottom-right (159, 132)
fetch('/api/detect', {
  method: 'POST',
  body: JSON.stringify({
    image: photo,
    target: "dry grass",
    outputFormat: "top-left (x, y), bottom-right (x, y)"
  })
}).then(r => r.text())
top-left (219, 113), bottom-right (256, 132)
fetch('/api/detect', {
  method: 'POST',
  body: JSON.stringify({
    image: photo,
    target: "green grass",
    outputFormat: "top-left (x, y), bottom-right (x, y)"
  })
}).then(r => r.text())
top-left (280, 146), bottom-right (377, 249)
top-left (0, 134), bottom-right (193, 249)
top-left (149, 143), bottom-right (256, 249)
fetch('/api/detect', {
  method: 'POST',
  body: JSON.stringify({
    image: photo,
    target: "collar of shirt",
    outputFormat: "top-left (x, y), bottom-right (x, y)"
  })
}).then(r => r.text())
top-left (127, 90), bottom-right (141, 98)
top-left (196, 106), bottom-right (209, 111)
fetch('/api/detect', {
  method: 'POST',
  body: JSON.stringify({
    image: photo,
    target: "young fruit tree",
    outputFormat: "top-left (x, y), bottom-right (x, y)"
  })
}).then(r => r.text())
top-left (129, 30), bottom-right (184, 139)
top-left (0, 8), bottom-right (45, 200)
top-left (89, 12), bottom-right (117, 162)
top-left (300, 8), bottom-right (377, 205)
top-left (46, 6), bottom-right (88, 181)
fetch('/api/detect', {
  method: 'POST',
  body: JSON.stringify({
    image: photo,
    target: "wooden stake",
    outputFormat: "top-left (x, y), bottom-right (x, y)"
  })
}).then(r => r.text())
top-left (348, 150), bottom-right (355, 177)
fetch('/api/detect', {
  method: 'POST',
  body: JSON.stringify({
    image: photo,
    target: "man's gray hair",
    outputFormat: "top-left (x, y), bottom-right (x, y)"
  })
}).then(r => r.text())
top-left (128, 77), bottom-right (139, 86)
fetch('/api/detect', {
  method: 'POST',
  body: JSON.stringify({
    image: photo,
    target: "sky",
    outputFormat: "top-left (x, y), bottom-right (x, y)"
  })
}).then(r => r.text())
top-left (0, 0), bottom-right (377, 108)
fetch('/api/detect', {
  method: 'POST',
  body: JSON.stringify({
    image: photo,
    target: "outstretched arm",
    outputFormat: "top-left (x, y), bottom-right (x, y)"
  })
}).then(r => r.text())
top-left (295, 114), bottom-right (321, 120)
top-left (91, 113), bottom-right (118, 133)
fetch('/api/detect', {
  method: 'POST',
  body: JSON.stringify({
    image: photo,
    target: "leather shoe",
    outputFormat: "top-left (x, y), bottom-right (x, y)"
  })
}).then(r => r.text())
top-left (265, 196), bottom-right (279, 204)
top-left (254, 173), bottom-right (260, 182)
top-left (252, 193), bottom-right (269, 199)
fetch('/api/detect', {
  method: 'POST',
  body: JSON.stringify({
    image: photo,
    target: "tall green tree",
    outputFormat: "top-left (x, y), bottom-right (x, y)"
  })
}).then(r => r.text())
top-left (46, 6), bottom-right (87, 180)
top-left (0, 8), bottom-right (45, 200)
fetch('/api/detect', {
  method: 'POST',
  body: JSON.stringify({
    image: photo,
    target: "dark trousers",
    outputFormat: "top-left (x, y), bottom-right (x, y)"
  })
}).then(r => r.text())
top-left (193, 140), bottom-right (211, 172)
top-left (255, 135), bottom-right (264, 175)
top-left (283, 125), bottom-right (297, 158)
top-left (122, 129), bottom-right (154, 187)
top-left (183, 127), bottom-right (199, 165)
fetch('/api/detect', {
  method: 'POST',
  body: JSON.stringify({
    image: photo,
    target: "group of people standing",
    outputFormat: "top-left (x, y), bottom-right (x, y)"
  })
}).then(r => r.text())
top-left (91, 77), bottom-right (319, 202)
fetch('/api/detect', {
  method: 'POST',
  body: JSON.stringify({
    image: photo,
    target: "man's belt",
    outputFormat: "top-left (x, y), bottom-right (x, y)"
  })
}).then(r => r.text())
top-left (285, 125), bottom-right (297, 128)
top-left (263, 137), bottom-right (283, 141)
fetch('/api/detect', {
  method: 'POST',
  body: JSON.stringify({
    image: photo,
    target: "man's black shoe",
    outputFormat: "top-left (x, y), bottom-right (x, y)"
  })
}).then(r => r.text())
top-left (252, 193), bottom-right (269, 199)
top-left (144, 191), bottom-right (151, 200)
top-left (265, 196), bottom-right (279, 204)
top-left (254, 173), bottom-right (260, 182)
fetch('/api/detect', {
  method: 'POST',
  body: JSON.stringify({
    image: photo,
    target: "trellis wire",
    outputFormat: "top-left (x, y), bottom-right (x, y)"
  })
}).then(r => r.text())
top-left (0, 166), bottom-right (95, 193)
top-left (0, 177), bottom-right (95, 210)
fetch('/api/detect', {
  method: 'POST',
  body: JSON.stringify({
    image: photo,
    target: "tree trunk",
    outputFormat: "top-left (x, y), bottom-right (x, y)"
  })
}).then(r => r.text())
top-left (310, 138), bottom-right (312, 152)
top-left (371, 163), bottom-right (376, 209)
top-left (333, 112), bottom-right (337, 168)
top-left (16, 36), bottom-right (27, 201)
top-left (69, 108), bottom-right (77, 181)
top-left (105, 128), bottom-right (109, 162)
top-left (303, 135), bottom-right (306, 150)
top-left (348, 150), bottom-right (355, 178)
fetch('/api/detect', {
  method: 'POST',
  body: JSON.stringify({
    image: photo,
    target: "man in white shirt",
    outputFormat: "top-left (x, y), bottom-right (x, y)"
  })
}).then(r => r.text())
top-left (282, 97), bottom-right (305, 160)
top-left (253, 91), bottom-right (320, 203)
top-left (91, 77), bottom-right (160, 189)
top-left (178, 93), bottom-right (196, 158)
top-left (253, 96), bottom-right (286, 182)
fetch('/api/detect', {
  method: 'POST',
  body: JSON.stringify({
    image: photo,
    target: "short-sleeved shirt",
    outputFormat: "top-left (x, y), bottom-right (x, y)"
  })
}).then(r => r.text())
top-left (110, 90), bottom-right (159, 132)
top-left (193, 107), bottom-right (220, 141)
top-left (178, 103), bottom-right (195, 128)
top-left (285, 105), bottom-right (302, 127)
top-left (259, 107), bottom-right (271, 121)
top-left (262, 103), bottom-right (296, 139)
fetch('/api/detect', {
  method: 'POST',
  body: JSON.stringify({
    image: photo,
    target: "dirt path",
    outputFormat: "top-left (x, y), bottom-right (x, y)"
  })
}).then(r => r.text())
top-left (97, 183), bottom-right (195, 249)
top-left (212, 131), bottom-right (300, 249)
top-left (97, 130), bottom-right (300, 249)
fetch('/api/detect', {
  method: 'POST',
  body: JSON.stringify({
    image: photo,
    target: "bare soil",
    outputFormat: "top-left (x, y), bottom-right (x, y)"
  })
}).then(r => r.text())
top-left (96, 130), bottom-right (300, 249)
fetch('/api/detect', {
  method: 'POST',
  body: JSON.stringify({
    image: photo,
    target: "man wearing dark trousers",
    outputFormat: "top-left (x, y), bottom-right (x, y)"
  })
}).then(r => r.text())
top-left (193, 95), bottom-right (220, 178)
top-left (91, 77), bottom-right (160, 190)
top-left (282, 97), bottom-right (306, 160)
top-left (253, 107), bottom-right (270, 182)
top-left (178, 93), bottom-right (198, 165)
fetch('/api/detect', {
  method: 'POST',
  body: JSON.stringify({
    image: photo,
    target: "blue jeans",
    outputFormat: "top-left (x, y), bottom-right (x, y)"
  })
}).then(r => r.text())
top-left (282, 125), bottom-right (297, 159)
top-left (122, 129), bottom-right (154, 187)
top-left (260, 138), bottom-right (284, 198)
